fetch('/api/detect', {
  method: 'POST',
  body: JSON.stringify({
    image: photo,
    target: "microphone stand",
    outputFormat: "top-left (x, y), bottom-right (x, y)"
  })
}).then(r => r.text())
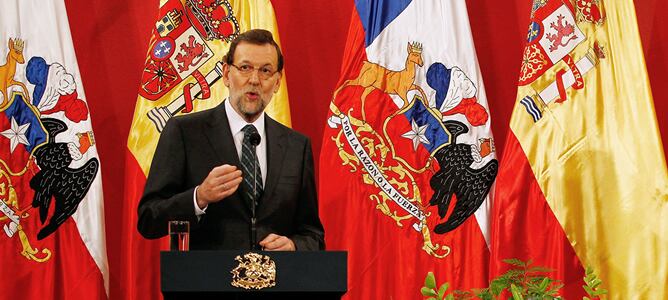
top-left (251, 148), bottom-right (257, 250)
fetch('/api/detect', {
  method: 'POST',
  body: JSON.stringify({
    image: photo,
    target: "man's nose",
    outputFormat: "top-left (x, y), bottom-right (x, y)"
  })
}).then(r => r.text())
top-left (247, 69), bottom-right (261, 84)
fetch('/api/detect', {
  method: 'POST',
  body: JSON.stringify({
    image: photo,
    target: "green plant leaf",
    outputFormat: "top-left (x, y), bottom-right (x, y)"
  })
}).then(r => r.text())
top-left (510, 283), bottom-right (524, 300)
top-left (473, 287), bottom-right (492, 300)
top-left (426, 297), bottom-right (437, 300)
top-left (582, 284), bottom-right (594, 295)
top-left (437, 282), bottom-right (449, 299)
top-left (527, 266), bottom-right (553, 273)
top-left (490, 277), bottom-right (508, 296)
top-left (421, 287), bottom-right (437, 297)
top-left (477, 291), bottom-right (494, 300)
top-left (582, 266), bottom-right (608, 298)
top-left (419, 260), bottom-right (571, 299)
top-left (589, 278), bottom-right (602, 288)
top-left (546, 283), bottom-right (564, 297)
top-left (425, 272), bottom-right (437, 289)
top-left (593, 288), bottom-right (608, 296)
top-left (504, 269), bottom-right (525, 279)
top-left (503, 258), bottom-right (527, 267)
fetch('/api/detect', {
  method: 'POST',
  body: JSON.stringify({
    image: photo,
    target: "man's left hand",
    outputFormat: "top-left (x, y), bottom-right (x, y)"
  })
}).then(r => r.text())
top-left (259, 233), bottom-right (295, 251)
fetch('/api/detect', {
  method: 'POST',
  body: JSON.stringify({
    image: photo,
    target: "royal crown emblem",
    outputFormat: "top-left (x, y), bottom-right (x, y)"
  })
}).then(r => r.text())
top-left (517, 0), bottom-right (608, 120)
top-left (185, 0), bottom-right (239, 42)
top-left (231, 252), bottom-right (276, 290)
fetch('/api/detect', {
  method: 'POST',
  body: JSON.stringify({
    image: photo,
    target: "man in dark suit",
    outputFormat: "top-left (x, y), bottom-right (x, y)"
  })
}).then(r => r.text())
top-left (137, 29), bottom-right (324, 251)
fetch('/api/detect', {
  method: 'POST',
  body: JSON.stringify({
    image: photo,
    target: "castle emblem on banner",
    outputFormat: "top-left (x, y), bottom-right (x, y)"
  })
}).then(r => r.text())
top-left (140, 0), bottom-right (240, 132)
top-left (519, 0), bottom-right (606, 122)
top-left (1, 38), bottom-right (99, 263)
top-left (327, 42), bottom-right (498, 259)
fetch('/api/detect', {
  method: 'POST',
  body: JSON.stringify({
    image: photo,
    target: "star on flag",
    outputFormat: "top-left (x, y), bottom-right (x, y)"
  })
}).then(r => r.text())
top-left (401, 119), bottom-right (430, 151)
top-left (1, 117), bottom-right (31, 153)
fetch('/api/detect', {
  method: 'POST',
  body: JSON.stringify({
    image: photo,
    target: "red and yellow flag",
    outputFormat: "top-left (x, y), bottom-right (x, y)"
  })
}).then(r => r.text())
top-left (120, 1), bottom-right (290, 298)
top-left (491, 0), bottom-right (668, 298)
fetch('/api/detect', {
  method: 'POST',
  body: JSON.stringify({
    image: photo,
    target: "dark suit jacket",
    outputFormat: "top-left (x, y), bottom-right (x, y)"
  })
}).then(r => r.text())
top-left (137, 101), bottom-right (325, 250)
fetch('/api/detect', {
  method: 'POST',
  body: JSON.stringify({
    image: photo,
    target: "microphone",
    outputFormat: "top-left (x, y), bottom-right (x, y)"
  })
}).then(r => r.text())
top-left (249, 132), bottom-right (261, 147)
top-left (249, 132), bottom-right (261, 250)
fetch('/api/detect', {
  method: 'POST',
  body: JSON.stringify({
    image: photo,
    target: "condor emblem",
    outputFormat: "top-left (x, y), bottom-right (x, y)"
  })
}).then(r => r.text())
top-left (231, 252), bottom-right (277, 290)
top-left (327, 41), bottom-right (497, 259)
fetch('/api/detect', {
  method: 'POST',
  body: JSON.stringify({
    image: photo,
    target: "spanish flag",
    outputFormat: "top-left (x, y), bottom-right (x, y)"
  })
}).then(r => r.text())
top-left (120, 1), bottom-right (290, 298)
top-left (490, 0), bottom-right (668, 298)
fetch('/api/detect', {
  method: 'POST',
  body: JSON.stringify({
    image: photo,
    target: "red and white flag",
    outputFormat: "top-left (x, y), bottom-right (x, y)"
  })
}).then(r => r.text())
top-left (319, 1), bottom-right (498, 298)
top-left (1, 1), bottom-right (108, 299)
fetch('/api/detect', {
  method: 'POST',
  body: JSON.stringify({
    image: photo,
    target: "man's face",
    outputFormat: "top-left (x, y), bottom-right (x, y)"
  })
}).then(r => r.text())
top-left (223, 42), bottom-right (282, 122)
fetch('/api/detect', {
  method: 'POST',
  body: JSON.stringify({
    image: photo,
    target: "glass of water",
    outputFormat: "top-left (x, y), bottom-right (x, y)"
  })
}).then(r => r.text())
top-left (168, 220), bottom-right (189, 251)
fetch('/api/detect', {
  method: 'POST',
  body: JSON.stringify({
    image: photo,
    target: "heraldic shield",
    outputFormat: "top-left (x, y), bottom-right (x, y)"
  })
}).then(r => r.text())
top-left (323, 38), bottom-right (498, 259)
top-left (1, 43), bottom-right (100, 263)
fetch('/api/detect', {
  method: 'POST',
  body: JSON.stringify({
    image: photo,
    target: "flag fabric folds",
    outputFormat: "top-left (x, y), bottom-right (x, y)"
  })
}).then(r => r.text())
top-left (0, 1), bottom-right (108, 299)
top-left (491, 0), bottom-right (668, 298)
top-left (319, 0), bottom-right (498, 298)
top-left (121, 0), bottom-right (291, 298)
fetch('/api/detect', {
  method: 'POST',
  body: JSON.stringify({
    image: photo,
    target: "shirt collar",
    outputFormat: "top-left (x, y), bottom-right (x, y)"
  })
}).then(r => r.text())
top-left (225, 98), bottom-right (266, 137)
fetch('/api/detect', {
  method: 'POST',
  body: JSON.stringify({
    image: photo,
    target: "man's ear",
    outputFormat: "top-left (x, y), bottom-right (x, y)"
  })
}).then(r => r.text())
top-left (222, 63), bottom-right (231, 87)
top-left (273, 71), bottom-right (282, 93)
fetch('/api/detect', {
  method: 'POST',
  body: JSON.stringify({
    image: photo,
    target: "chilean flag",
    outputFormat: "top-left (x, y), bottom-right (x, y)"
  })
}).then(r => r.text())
top-left (1, 1), bottom-right (108, 299)
top-left (319, 0), bottom-right (497, 298)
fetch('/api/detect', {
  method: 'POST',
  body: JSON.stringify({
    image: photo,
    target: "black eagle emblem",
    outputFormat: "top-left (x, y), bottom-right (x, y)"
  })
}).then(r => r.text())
top-left (429, 120), bottom-right (498, 234)
top-left (30, 118), bottom-right (99, 240)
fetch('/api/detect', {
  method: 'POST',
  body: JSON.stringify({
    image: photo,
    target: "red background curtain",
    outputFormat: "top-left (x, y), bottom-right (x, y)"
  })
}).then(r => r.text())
top-left (62, 1), bottom-right (667, 298)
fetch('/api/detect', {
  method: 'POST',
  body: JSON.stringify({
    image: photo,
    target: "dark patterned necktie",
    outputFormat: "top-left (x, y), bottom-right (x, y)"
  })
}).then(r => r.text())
top-left (241, 124), bottom-right (263, 205)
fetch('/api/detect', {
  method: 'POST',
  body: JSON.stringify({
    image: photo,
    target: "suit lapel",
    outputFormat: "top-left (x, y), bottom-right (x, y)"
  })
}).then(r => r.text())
top-left (204, 102), bottom-right (240, 167)
top-left (205, 102), bottom-right (287, 215)
top-left (259, 115), bottom-right (287, 216)
top-left (204, 101), bottom-right (253, 213)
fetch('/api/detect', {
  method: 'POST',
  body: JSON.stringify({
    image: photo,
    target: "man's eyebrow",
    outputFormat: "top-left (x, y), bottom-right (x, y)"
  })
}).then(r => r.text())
top-left (237, 59), bottom-right (276, 67)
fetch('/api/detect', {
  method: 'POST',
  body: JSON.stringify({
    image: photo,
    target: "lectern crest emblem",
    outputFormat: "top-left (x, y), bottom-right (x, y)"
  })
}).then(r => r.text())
top-left (231, 252), bottom-right (276, 290)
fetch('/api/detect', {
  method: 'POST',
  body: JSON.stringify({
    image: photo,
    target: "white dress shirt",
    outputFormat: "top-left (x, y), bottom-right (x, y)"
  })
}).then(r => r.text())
top-left (194, 99), bottom-right (268, 216)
